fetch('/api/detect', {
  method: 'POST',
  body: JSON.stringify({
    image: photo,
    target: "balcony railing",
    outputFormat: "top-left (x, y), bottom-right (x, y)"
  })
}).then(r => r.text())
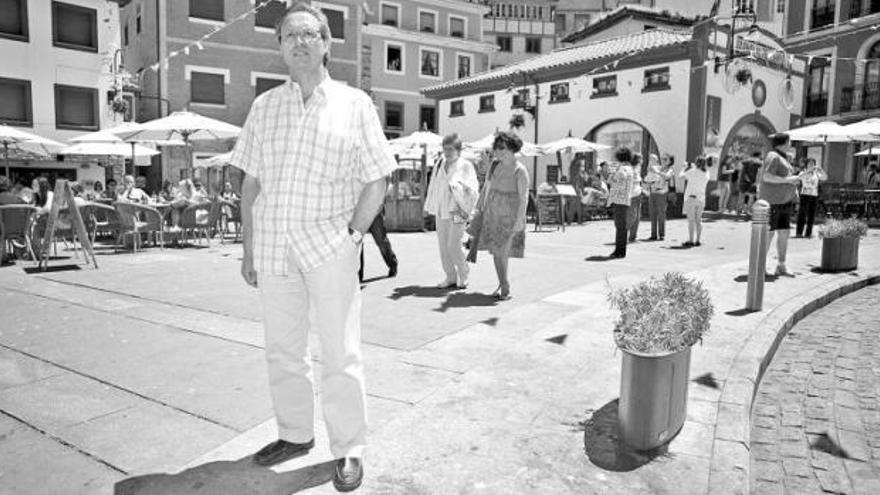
top-left (806, 92), bottom-right (828, 117)
top-left (810, 5), bottom-right (836, 29)
top-left (838, 83), bottom-right (880, 113)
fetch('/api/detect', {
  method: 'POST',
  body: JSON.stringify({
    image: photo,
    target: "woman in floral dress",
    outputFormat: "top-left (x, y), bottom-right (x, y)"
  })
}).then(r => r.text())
top-left (473, 131), bottom-right (529, 300)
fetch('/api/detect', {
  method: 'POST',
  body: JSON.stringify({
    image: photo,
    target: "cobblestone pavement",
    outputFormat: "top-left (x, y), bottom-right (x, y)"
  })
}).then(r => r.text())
top-left (751, 285), bottom-right (880, 494)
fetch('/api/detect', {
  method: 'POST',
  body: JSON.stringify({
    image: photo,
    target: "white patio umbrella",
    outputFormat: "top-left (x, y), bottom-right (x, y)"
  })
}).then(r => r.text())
top-left (539, 136), bottom-right (610, 154)
top-left (118, 111), bottom-right (241, 170)
top-left (0, 125), bottom-right (65, 177)
top-left (785, 121), bottom-right (852, 142)
top-left (842, 118), bottom-right (880, 142)
top-left (61, 141), bottom-right (160, 159)
top-left (196, 151), bottom-right (233, 168)
top-left (463, 133), bottom-right (543, 157)
top-left (854, 148), bottom-right (880, 156)
top-left (387, 130), bottom-right (443, 149)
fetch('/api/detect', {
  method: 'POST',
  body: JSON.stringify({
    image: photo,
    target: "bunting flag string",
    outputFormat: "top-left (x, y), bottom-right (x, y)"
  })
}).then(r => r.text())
top-left (146, 0), bottom-right (282, 74)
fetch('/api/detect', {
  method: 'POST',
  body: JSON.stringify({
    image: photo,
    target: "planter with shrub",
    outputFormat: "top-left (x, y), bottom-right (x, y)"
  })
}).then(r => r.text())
top-left (608, 272), bottom-right (714, 450)
top-left (818, 218), bottom-right (867, 272)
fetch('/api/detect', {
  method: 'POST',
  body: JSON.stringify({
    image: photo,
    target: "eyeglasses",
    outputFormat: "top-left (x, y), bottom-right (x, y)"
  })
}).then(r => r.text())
top-left (493, 145), bottom-right (509, 151)
top-left (280, 29), bottom-right (323, 45)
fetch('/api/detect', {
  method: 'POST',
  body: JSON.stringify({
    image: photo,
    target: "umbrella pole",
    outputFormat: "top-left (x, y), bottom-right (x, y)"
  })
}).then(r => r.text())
top-left (130, 142), bottom-right (136, 176)
top-left (3, 143), bottom-right (9, 179)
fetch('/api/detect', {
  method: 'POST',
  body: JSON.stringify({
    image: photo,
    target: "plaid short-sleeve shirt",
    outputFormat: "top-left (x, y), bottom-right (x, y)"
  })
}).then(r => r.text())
top-left (231, 77), bottom-right (397, 275)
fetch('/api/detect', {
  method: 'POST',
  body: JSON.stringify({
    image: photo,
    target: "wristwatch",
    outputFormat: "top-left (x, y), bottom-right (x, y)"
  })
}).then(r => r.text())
top-left (348, 227), bottom-right (364, 245)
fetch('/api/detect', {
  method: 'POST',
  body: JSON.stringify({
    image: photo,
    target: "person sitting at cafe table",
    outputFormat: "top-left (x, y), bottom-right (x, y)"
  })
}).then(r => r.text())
top-left (86, 181), bottom-right (104, 201)
top-left (169, 178), bottom-right (207, 228)
top-left (0, 176), bottom-right (25, 205)
top-left (158, 179), bottom-right (177, 203)
top-left (102, 179), bottom-right (119, 201)
top-left (118, 174), bottom-right (150, 204)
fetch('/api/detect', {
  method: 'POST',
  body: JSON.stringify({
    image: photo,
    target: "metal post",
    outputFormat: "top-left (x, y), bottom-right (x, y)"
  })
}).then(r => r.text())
top-left (746, 199), bottom-right (770, 311)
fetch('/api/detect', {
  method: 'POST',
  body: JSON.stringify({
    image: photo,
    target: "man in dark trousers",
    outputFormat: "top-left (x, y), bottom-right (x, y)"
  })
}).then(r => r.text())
top-left (359, 205), bottom-right (398, 282)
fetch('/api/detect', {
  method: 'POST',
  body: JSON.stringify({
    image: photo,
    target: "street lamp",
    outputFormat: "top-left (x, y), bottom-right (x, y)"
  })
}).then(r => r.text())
top-left (713, 1), bottom-right (759, 73)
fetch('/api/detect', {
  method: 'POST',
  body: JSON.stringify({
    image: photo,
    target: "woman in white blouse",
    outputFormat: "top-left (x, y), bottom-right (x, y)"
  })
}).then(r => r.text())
top-left (424, 133), bottom-right (479, 289)
top-left (678, 156), bottom-right (710, 247)
top-left (796, 158), bottom-right (827, 238)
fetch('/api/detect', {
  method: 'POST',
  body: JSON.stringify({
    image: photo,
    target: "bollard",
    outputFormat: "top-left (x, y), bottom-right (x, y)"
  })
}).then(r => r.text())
top-left (746, 200), bottom-right (770, 311)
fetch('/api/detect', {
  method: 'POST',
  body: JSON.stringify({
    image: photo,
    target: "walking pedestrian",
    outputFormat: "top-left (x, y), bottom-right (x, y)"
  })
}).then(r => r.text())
top-left (760, 133), bottom-right (801, 276)
top-left (358, 203), bottom-right (398, 282)
top-left (231, 3), bottom-right (396, 491)
top-left (469, 131), bottom-right (529, 300)
top-left (424, 133), bottom-right (479, 289)
top-left (795, 158), bottom-right (827, 238)
top-left (644, 153), bottom-right (672, 240)
top-left (627, 153), bottom-right (644, 243)
top-left (606, 147), bottom-right (635, 258)
top-left (716, 155), bottom-right (735, 213)
top-left (679, 156), bottom-right (709, 246)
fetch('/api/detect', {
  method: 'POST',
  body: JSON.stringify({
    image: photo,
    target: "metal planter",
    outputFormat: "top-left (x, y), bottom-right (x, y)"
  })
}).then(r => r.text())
top-left (618, 346), bottom-right (691, 451)
top-left (820, 237), bottom-right (860, 272)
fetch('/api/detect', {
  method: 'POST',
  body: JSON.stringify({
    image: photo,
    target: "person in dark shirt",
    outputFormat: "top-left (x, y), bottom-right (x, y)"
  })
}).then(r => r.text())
top-left (0, 176), bottom-right (25, 205)
top-left (737, 152), bottom-right (762, 216)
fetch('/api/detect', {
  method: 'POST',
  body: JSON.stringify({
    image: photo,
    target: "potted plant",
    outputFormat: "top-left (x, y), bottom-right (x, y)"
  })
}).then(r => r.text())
top-left (818, 218), bottom-right (867, 272)
top-left (608, 272), bottom-right (714, 450)
top-left (508, 113), bottom-right (526, 130)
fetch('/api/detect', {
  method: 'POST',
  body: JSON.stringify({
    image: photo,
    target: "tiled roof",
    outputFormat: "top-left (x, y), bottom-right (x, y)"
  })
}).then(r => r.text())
top-left (422, 28), bottom-right (692, 96)
top-left (561, 5), bottom-right (696, 44)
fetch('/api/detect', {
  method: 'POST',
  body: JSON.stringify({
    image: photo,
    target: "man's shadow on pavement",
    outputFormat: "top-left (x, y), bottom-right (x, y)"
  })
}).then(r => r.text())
top-left (388, 285), bottom-right (452, 300)
top-left (114, 456), bottom-right (337, 495)
top-left (581, 399), bottom-right (668, 472)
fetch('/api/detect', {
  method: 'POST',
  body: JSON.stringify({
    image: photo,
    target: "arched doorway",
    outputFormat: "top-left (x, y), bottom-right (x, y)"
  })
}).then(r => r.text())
top-left (587, 119), bottom-right (659, 175)
top-left (720, 114), bottom-right (775, 162)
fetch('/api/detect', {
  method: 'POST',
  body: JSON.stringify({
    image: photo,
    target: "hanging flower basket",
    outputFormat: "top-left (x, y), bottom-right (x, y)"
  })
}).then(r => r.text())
top-left (734, 68), bottom-right (752, 85)
top-left (509, 113), bottom-right (526, 130)
top-left (111, 97), bottom-right (129, 115)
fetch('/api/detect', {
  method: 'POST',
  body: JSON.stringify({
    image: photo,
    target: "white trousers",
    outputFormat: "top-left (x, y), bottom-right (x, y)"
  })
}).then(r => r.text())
top-left (436, 218), bottom-right (468, 284)
top-left (259, 241), bottom-right (367, 459)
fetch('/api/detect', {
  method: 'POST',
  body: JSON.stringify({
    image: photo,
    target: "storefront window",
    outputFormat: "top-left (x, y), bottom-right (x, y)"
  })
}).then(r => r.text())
top-left (727, 122), bottom-right (770, 159)
top-left (592, 120), bottom-right (657, 165)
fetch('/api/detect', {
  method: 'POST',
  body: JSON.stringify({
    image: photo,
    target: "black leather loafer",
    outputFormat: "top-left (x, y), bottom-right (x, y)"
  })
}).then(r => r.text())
top-left (333, 457), bottom-right (363, 492)
top-left (253, 439), bottom-right (315, 466)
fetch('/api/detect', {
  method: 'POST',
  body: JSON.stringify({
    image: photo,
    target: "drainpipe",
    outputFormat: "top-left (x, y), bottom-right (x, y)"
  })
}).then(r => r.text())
top-left (532, 79), bottom-right (540, 192)
top-left (156, 0), bottom-right (164, 117)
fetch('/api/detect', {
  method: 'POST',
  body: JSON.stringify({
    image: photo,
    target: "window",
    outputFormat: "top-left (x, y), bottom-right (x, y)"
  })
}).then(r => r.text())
top-left (386, 43), bottom-right (403, 72)
top-left (478, 94), bottom-right (495, 113)
top-left (0, 0), bottom-right (28, 41)
top-left (449, 16), bottom-right (465, 38)
top-left (864, 42), bottom-right (880, 111)
top-left (255, 0), bottom-right (286, 29)
top-left (777, 0), bottom-right (785, 14)
top-left (643, 67), bottom-right (671, 91)
top-left (189, 0), bottom-right (223, 22)
top-left (123, 23), bottom-right (129, 46)
top-left (385, 101), bottom-right (403, 129)
top-left (512, 88), bottom-right (530, 108)
top-left (0, 77), bottom-right (32, 126)
top-left (322, 7), bottom-right (345, 40)
top-left (549, 82), bottom-right (570, 103)
top-left (525, 37), bottom-right (541, 54)
top-left (419, 10), bottom-right (436, 33)
top-left (810, 0), bottom-right (834, 29)
top-left (574, 14), bottom-right (590, 29)
top-left (546, 165), bottom-right (559, 184)
top-left (54, 84), bottom-right (98, 131)
top-left (457, 54), bottom-right (472, 78)
top-left (805, 57), bottom-right (829, 117)
top-left (136, 4), bottom-right (141, 33)
top-left (190, 71), bottom-right (225, 105)
top-left (555, 14), bottom-right (566, 33)
top-left (420, 48), bottom-right (440, 78)
top-left (255, 77), bottom-right (285, 96)
top-left (450, 100), bottom-right (464, 117)
top-left (52, 2), bottom-right (98, 52)
top-left (381, 3), bottom-right (399, 27)
top-left (419, 106), bottom-right (436, 132)
top-left (497, 36), bottom-right (511, 52)
top-left (592, 75), bottom-right (617, 97)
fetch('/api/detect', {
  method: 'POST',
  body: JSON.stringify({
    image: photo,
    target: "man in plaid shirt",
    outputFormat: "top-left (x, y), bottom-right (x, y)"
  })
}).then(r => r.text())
top-left (230, 2), bottom-right (396, 491)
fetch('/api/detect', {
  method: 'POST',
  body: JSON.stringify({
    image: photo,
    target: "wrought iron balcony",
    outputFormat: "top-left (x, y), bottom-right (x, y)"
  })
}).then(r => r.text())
top-left (806, 92), bottom-right (828, 117)
top-left (837, 83), bottom-right (880, 113)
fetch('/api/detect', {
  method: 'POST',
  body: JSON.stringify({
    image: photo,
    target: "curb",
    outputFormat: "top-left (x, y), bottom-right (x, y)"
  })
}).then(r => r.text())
top-left (707, 271), bottom-right (880, 494)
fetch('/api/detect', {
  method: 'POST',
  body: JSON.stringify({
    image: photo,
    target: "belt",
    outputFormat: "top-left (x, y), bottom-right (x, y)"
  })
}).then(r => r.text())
top-left (688, 195), bottom-right (697, 198)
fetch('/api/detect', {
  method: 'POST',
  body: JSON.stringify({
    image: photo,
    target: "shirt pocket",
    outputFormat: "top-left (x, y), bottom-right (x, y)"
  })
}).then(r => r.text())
top-left (309, 113), bottom-right (354, 183)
